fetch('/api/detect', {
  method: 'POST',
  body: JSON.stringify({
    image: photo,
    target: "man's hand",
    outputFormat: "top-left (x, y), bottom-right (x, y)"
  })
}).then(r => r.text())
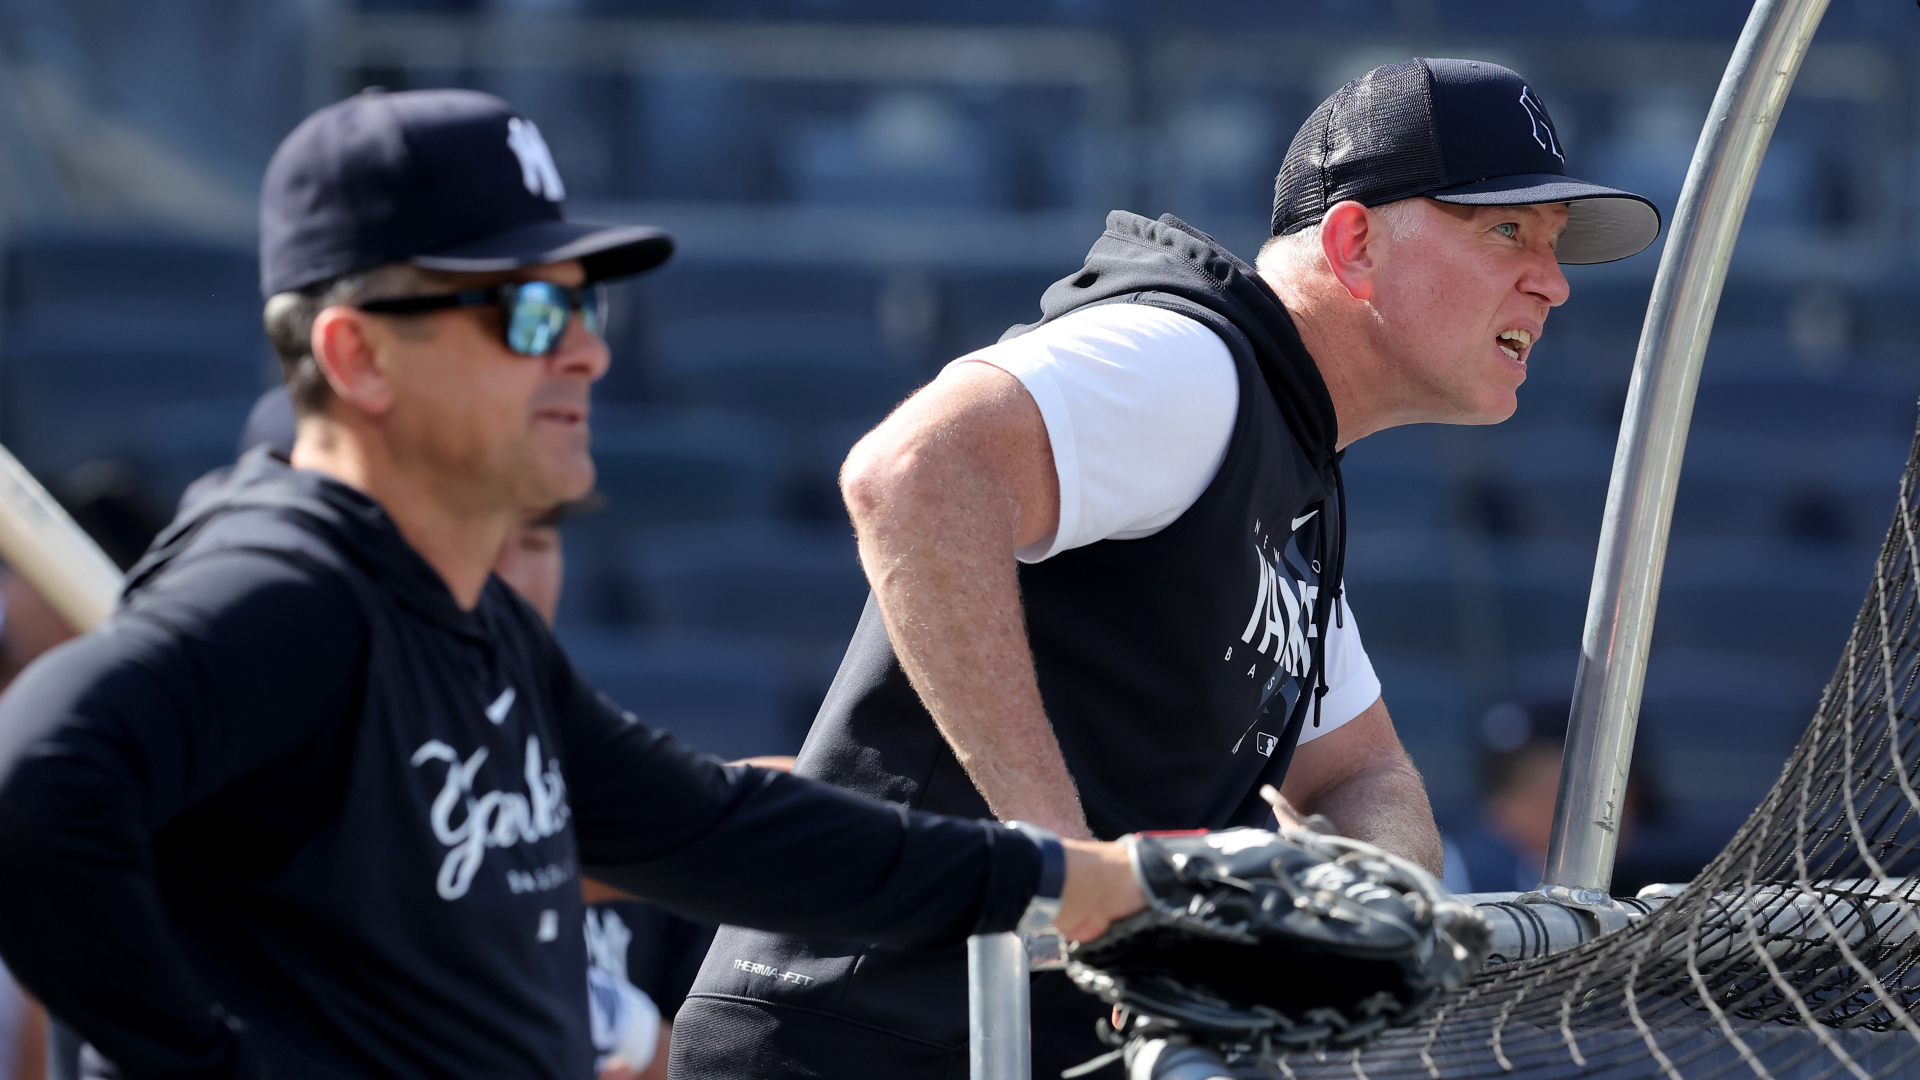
top-left (841, 362), bottom-right (1091, 837)
top-left (1261, 785), bottom-right (1308, 830)
top-left (1277, 697), bottom-right (1442, 873)
top-left (1054, 838), bottom-right (1145, 942)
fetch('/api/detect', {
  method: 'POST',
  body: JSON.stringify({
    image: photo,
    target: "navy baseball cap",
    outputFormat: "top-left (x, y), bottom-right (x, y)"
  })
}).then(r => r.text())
top-left (260, 88), bottom-right (673, 297)
top-left (1272, 58), bottom-right (1660, 265)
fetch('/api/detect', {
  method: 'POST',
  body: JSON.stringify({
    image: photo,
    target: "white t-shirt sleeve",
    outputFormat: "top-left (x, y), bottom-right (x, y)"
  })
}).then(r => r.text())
top-left (1296, 593), bottom-right (1382, 744)
top-left (948, 303), bottom-right (1239, 562)
top-left (951, 301), bottom-right (1381, 739)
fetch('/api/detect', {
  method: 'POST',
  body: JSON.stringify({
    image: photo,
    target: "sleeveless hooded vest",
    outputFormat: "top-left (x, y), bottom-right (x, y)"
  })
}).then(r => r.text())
top-left (800, 211), bottom-right (1348, 836)
top-left (682, 213), bottom-right (1352, 1072)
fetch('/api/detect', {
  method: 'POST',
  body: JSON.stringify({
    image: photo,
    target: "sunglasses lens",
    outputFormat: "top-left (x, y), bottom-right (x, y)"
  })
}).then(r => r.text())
top-left (582, 284), bottom-right (606, 335)
top-left (507, 282), bottom-right (568, 356)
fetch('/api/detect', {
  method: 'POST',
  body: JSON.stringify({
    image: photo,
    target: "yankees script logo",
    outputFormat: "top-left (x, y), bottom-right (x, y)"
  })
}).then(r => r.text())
top-left (411, 733), bottom-right (571, 900)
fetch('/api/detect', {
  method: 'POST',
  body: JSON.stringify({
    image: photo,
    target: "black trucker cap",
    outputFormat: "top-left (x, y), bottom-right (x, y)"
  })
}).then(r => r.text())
top-left (260, 88), bottom-right (673, 297)
top-left (1272, 58), bottom-right (1659, 265)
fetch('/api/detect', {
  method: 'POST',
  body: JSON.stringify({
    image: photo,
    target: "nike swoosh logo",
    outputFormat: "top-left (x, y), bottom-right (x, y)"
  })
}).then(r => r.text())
top-left (1290, 510), bottom-right (1318, 531)
top-left (485, 687), bottom-right (517, 725)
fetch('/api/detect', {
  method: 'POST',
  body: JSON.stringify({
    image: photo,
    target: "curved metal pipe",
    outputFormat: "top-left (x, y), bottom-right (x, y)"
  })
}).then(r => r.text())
top-left (1541, 0), bottom-right (1832, 894)
top-left (969, 932), bottom-right (1031, 1080)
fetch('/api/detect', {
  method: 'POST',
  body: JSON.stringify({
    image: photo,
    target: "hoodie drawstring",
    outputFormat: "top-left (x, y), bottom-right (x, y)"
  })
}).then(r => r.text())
top-left (1307, 463), bottom-right (1347, 728)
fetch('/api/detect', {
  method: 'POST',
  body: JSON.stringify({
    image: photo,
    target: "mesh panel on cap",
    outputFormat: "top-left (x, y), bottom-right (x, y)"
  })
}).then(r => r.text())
top-left (1270, 59), bottom-right (1449, 237)
top-left (1271, 95), bottom-right (1337, 236)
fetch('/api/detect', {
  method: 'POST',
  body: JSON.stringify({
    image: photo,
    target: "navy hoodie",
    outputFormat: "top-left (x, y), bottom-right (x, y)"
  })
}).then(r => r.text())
top-left (0, 449), bottom-right (1040, 1079)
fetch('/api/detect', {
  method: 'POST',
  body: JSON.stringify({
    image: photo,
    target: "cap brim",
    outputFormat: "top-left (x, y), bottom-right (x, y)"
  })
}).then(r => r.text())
top-left (1426, 174), bottom-right (1661, 265)
top-left (411, 218), bottom-right (675, 282)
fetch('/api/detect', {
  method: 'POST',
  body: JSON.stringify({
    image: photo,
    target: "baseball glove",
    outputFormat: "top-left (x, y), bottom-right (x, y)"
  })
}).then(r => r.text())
top-left (1064, 818), bottom-right (1491, 1056)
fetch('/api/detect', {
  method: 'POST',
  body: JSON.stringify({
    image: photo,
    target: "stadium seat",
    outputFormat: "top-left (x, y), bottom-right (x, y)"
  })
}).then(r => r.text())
top-left (582, 407), bottom-right (785, 533)
top-left (3, 347), bottom-right (261, 506)
top-left (4, 237), bottom-right (256, 317)
top-left (1640, 647), bottom-right (1824, 760)
top-left (1674, 428), bottom-right (1909, 546)
top-left (555, 626), bottom-right (805, 760)
top-left (646, 313), bottom-right (918, 429)
top-left (1653, 537), bottom-right (1869, 661)
top-left (1691, 376), bottom-right (1913, 440)
top-left (1339, 469), bottom-right (1453, 534)
top-left (3, 239), bottom-right (268, 510)
top-left (1471, 426), bottom-right (1616, 542)
top-left (1339, 573), bottom-right (1458, 655)
top-left (3, 241), bottom-right (262, 375)
top-left (1355, 645), bottom-right (1474, 810)
top-left (790, 418), bottom-right (876, 523)
top-left (620, 520), bottom-right (870, 673)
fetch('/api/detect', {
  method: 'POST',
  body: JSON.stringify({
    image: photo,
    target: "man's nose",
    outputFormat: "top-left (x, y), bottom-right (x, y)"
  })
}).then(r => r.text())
top-left (551, 318), bottom-right (611, 382)
top-left (1526, 247), bottom-right (1572, 309)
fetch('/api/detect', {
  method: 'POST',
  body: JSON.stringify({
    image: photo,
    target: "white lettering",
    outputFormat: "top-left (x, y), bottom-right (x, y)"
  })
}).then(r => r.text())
top-left (486, 687), bottom-right (516, 724)
top-left (412, 734), bottom-right (572, 900)
top-left (585, 908), bottom-right (633, 981)
top-left (1240, 547), bottom-right (1272, 644)
top-left (1266, 563), bottom-right (1296, 664)
top-left (732, 958), bottom-right (815, 986)
top-left (507, 862), bottom-right (576, 895)
top-left (1284, 581), bottom-right (1317, 674)
top-left (506, 118), bottom-right (567, 200)
top-left (1236, 542), bottom-right (1322, 679)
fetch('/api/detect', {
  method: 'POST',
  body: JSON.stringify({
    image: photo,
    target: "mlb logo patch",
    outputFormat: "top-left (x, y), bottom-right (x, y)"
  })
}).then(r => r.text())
top-left (1255, 732), bottom-right (1278, 758)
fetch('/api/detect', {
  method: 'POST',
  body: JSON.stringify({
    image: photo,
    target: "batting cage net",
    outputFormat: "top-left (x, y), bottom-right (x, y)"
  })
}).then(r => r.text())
top-left (1247, 412), bottom-right (1920, 1079)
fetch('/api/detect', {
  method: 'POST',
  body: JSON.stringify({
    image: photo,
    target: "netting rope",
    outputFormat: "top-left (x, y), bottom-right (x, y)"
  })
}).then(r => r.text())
top-left (1239, 413), bottom-right (1920, 1079)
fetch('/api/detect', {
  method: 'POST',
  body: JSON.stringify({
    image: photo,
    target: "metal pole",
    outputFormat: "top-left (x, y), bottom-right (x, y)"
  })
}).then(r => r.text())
top-left (968, 932), bottom-right (1031, 1080)
top-left (1541, 0), bottom-right (1831, 894)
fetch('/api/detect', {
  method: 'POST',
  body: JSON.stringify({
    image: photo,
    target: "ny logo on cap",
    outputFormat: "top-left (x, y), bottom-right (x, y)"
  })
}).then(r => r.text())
top-left (1518, 86), bottom-right (1563, 163)
top-left (506, 117), bottom-right (567, 202)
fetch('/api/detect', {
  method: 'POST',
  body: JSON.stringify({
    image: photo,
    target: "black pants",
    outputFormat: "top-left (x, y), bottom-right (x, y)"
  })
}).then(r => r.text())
top-left (670, 967), bottom-right (1118, 1080)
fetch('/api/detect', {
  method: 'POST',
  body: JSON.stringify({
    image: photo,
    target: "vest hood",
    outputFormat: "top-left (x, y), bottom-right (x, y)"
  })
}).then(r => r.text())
top-left (1007, 211), bottom-right (1341, 473)
top-left (126, 446), bottom-right (483, 639)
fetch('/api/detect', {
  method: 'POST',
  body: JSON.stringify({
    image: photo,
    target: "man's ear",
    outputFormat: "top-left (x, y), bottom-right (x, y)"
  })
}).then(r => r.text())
top-left (1319, 200), bottom-right (1385, 303)
top-left (310, 307), bottom-right (396, 416)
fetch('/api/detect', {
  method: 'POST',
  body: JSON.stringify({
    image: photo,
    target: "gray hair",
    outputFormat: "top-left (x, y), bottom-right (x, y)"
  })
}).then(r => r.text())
top-left (1255, 197), bottom-right (1428, 278)
top-left (262, 263), bottom-right (445, 416)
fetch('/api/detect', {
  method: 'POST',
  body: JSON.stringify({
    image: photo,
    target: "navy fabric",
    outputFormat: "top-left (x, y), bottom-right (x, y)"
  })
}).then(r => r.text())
top-left (259, 88), bottom-right (671, 295)
top-left (589, 900), bottom-right (715, 1022)
top-left (0, 450), bottom-right (1040, 1080)
top-left (238, 387), bottom-right (296, 458)
top-left (1270, 58), bottom-right (1659, 264)
top-left (679, 213), bottom-right (1350, 1080)
top-left (1444, 821), bottom-right (1538, 895)
top-left (1425, 58), bottom-right (1570, 184)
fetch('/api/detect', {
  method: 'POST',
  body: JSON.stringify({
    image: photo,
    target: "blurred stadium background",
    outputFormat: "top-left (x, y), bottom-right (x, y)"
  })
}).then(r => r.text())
top-left (0, 0), bottom-right (1914, 889)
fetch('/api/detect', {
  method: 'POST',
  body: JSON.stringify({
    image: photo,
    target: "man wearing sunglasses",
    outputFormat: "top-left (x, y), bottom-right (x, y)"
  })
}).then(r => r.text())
top-left (0, 88), bottom-right (1148, 1080)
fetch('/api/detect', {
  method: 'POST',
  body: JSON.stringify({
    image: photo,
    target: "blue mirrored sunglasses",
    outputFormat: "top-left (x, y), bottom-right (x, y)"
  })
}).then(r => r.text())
top-left (357, 280), bottom-right (606, 357)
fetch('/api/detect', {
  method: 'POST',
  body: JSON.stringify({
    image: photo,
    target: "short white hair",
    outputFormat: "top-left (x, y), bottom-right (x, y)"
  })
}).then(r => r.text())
top-left (1256, 197), bottom-right (1428, 277)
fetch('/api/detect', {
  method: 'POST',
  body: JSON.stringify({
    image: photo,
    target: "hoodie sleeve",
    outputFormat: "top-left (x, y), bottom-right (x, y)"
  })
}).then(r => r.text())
top-left (553, 655), bottom-right (1042, 947)
top-left (0, 549), bottom-right (366, 1080)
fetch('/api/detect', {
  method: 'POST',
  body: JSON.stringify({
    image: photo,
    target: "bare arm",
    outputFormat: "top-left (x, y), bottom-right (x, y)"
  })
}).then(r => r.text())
top-left (840, 362), bottom-right (1091, 837)
top-left (1275, 697), bottom-right (1443, 873)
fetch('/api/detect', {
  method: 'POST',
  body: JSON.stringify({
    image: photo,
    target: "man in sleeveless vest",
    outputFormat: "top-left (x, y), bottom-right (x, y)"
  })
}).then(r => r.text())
top-left (0, 89), bottom-right (1151, 1079)
top-left (677, 58), bottom-right (1661, 1079)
